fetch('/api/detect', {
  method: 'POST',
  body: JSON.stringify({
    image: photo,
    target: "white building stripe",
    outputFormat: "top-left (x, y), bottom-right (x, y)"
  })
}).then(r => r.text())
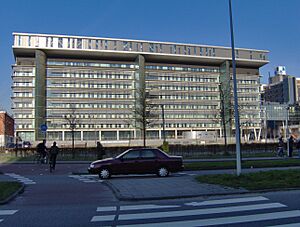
top-left (268, 223), bottom-right (300, 227)
top-left (97, 206), bottom-right (117, 212)
top-left (91, 215), bottom-right (115, 222)
top-left (185, 196), bottom-right (269, 206)
top-left (118, 203), bottom-right (286, 221)
top-left (120, 210), bottom-right (300, 227)
top-left (120, 204), bottom-right (180, 211)
top-left (0, 210), bottom-right (18, 215)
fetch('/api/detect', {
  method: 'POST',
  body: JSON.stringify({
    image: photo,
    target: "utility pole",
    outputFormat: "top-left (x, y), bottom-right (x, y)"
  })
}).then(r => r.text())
top-left (229, 0), bottom-right (242, 176)
top-left (286, 106), bottom-right (290, 157)
top-left (161, 104), bottom-right (166, 143)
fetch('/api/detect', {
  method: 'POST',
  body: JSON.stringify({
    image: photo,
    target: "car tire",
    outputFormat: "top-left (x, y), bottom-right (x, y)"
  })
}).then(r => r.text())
top-left (157, 167), bottom-right (169, 177)
top-left (99, 168), bottom-right (111, 179)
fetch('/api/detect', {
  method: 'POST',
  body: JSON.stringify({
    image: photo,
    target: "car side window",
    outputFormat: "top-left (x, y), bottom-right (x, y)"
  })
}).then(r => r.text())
top-left (141, 150), bottom-right (157, 159)
top-left (122, 150), bottom-right (140, 160)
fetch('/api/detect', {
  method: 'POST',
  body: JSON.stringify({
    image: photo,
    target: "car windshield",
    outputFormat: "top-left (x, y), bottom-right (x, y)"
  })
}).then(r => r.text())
top-left (115, 149), bottom-right (131, 159)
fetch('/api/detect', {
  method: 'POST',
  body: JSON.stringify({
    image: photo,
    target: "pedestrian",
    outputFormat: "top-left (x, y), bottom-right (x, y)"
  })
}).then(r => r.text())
top-left (288, 136), bottom-right (294, 158)
top-left (296, 138), bottom-right (300, 159)
top-left (96, 141), bottom-right (105, 160)
top-left (277, 137), bottom-right (284, 157)
top-left (36, 139), bottom-right (48, 163)
top-left (49, 142), bottom-right (59, 172)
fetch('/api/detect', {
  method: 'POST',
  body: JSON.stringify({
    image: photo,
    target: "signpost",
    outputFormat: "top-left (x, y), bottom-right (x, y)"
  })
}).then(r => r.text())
top-left (40, 124), bottom-right (48, 139)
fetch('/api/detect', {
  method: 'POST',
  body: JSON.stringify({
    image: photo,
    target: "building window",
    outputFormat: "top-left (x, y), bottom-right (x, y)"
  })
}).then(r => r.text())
top-left (123, 41), bottom-right (128, 51)
top-left (200, 47), bottom-right (203, 55)
top-left (104, 40), bottom-right (108, 50)
top-left (28, 36), bottom-right (31, 46)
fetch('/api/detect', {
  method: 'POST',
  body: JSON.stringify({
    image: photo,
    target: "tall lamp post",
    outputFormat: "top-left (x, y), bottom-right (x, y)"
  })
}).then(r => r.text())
top-left (161, 104), bottom-right (166, 143)
top-left (229, 0), bottom-right (242, 176)
top-left (286, 106), bottom-right (290, 157)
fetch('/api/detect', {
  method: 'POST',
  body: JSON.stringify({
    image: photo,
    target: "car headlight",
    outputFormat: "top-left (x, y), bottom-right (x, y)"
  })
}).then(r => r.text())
top-left (90, 164), bottom-right (95, 168)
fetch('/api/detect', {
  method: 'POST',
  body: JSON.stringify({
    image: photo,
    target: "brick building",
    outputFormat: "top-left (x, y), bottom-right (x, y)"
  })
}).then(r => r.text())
top-left (0, 111), bottom-right (14, 147)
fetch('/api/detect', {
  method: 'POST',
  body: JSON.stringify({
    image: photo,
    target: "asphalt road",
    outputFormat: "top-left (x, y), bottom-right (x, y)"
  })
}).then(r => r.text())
top-left (1, 163), bottom-right (300, 226)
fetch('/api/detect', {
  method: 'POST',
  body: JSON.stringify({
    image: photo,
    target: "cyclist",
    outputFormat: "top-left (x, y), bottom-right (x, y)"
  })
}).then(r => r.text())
top-left (49, 142), bottom-right (59, 172)
top-left (36, 139), bottom-right (48, 163)
top-left (277, 137), bottom-right (284, 157)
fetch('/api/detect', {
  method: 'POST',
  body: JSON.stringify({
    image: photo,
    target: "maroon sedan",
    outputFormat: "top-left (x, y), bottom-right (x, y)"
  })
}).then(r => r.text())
top-left (88, 148), bottom-right (184, 179)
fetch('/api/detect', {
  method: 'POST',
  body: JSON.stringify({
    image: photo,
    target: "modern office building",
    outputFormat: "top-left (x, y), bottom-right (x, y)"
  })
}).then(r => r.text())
top-left (264, 67), bottom-right (297, 104)
top-left (12, 33), bottom-right (268, 145)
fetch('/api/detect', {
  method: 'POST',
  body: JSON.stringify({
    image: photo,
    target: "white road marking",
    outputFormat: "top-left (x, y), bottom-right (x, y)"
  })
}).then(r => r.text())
top-left (120, 210), bottom-right (300, 227)
top-left (91, 215), bottom-right (115, 222)
top-left (0, 210), bottom-right (18, 215)
top-left (5, 173), bottom-right (36, 185)
top-left (120, 204), bottom-right (180, 211)
top-left (97, 206), bottom-right (117, 212)
top-left (185, 196), bottom-right (269, 206)
top-left (268, 223), bottom-right (300, 227)
top-left (118, 203), bottom-right (286, 221)
top-left (69, 175), bottom-right (103, 183)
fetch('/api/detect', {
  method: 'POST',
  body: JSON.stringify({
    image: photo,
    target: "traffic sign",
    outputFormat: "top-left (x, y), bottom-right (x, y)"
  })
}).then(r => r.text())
top-left (40, 124), bottom-right (48, 132)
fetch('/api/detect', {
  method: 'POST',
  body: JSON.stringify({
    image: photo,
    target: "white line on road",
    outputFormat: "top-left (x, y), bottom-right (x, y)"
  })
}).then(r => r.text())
top-left (268, 223), bottom-right (300, 227)
top-left (97, 206), bottom-right (117, 212)
top-left (118, 203), bottom-right (286, 221)
top-left (185, 196), bottom-right (269, 206)
top-left (0, 210), bottom-right (18, 215)
top-left (91, 215), bottom-right (115, 222)
top-left (120, 204), bottom-right (180, 211)
top-left (120, 210), bottom-right (300, 227)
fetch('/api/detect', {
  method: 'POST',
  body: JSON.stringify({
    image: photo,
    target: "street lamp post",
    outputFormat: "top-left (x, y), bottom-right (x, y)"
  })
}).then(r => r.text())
top-left (229, 0), bottom-right (242, 176)
top-left (286, 106), bottom-right (290, 157)
top-left (161, 104), bottom-right (166, 143)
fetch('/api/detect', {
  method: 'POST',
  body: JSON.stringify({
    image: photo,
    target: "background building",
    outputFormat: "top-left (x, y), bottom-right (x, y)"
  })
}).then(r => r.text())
top-left (12, 33), bottom-right (268, 146)
top-left (0, 111), bottom-right (14, 147)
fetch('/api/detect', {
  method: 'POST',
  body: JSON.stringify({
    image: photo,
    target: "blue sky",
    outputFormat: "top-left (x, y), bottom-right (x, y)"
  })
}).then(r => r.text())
top-left (0, 0), bottom-right (299, 112)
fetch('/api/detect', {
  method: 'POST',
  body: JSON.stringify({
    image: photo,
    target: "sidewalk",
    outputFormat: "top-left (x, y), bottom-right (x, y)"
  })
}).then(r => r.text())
top-left (104, 174), bottom-right (248, 201)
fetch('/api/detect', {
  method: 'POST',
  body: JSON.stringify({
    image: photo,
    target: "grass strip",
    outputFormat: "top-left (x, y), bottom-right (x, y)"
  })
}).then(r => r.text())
top-left (185, 158), bottom-right (300, 170)
top-left (196, 169), bottom-right (300, 190)
top-left (0, 182), bottom-right (22, 201)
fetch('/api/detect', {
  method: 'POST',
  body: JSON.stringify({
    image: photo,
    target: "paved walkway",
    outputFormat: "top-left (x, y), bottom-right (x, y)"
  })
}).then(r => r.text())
top-left (104, 174), bottom-right (247, 201)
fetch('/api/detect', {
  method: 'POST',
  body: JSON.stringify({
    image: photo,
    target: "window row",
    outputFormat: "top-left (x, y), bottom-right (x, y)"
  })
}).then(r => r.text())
top-left (164, 104), bottom-right (218, 110)
top-left (13, 71), bottom-right (34, 77)
top-left (47, 71), bottom-right (133, 79)
top-left (47, 61), bottom-right (137, 69)
top-left (147, 75), bottom-right (218, 83)
top-left (159, 95), bottom-right (218, 100)
top-left (47, 82), bottom-right (132, 89)
top-left (47, 103), bottom-right (132, 109)
top-left (154, 85), bottom-right (218, 92)
top-left (13, 92), bottom-right (33, 97)
top-left (146, 65), bottom-right (219, 73)
top-left (47, 92), bottom-right (132, 99)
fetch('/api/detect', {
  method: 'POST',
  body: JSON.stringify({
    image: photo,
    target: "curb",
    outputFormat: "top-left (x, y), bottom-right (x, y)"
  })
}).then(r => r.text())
top-left (0, 183), bottom-right (25, 205)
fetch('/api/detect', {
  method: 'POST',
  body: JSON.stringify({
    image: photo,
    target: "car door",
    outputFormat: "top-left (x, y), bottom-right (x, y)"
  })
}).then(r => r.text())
top-left (118, 150), bottom-right (142, 174)
top-left (140, 149), bottom-right (159, 174)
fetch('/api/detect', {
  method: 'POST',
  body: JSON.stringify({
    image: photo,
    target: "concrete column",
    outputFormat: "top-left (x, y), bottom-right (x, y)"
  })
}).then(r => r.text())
top-left (35, 50), bottom-right (47, 141)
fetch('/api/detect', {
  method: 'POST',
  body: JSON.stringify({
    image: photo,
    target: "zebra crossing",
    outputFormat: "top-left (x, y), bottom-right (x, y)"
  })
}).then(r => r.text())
top-left (68, 174), bottom-right (103, 183)
top-left (0, 209), bottom-right (18, 223)
top-left (90, 196), bottom-right (300, 226)
top-left (4, 173), bottom-right (36, 185)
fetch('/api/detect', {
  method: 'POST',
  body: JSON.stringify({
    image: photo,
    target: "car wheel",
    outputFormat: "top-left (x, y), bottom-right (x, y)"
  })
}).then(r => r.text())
top-left (99, 168), bottom-right (111, 179)
top-left (157, 167), bottom-right (169, 177)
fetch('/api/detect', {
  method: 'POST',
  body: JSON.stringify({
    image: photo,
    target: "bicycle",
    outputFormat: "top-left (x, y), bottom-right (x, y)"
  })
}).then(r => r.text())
top-left (33, 152), bottom-right (49, 164)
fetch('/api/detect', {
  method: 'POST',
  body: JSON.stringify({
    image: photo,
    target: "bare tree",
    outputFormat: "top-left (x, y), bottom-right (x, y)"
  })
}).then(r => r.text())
top-left (128, 89), bottom-right (159, 147)
top-left (63, 105), bottom-right (79, 159)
